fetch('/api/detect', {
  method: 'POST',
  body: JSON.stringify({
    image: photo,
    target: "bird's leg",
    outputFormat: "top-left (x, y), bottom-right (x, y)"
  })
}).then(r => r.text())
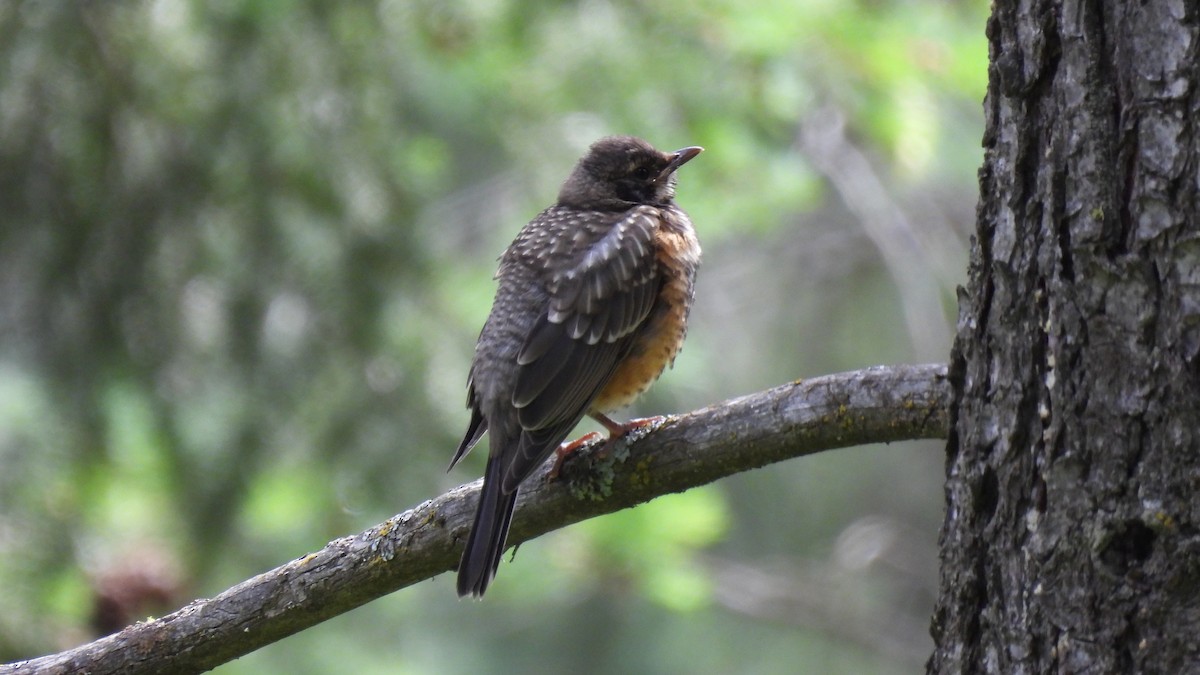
top-left (547, 413), bottom-right (666, 481)
top-left (547, 431), bottom-right (603, 481)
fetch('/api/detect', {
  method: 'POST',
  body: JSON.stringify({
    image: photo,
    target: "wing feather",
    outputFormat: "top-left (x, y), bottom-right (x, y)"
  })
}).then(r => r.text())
top-left (500, 206), bottom-right (662, 487)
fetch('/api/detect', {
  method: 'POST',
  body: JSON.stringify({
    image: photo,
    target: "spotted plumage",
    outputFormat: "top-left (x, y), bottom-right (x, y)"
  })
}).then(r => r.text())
top-left (449, 136), bottom-right (702, 597)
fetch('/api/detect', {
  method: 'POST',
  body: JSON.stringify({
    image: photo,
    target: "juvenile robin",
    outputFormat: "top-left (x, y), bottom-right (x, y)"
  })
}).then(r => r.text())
top-left (448, 136), bottom-right (703, 597)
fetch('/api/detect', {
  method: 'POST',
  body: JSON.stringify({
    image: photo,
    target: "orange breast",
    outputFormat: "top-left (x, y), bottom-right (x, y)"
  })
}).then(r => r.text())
top-left (591, 220), bottom-right (700, 414)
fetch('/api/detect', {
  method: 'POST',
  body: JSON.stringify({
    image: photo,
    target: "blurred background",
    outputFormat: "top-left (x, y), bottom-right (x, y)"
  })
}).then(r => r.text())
top-left (0, 1), bottom-right (985, 672)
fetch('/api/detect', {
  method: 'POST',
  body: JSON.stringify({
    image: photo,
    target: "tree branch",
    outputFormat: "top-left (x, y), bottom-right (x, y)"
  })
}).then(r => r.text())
top-left (2, 364), bottom-right (950, 675)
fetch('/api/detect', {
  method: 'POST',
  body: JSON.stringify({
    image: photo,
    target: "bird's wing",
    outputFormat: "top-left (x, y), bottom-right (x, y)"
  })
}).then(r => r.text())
top-left (502, 206), bottom-right (662, 491)
top-left (447, 369), bottom-right (488, 471)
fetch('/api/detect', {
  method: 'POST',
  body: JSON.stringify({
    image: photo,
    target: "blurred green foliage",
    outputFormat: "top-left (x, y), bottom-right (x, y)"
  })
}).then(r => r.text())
top-left (0, 0), bottom-right (986, 672)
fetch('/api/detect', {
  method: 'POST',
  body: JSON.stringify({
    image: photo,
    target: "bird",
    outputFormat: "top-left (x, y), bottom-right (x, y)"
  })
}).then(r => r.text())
top-left (448, 135), bottom-right (703, 598)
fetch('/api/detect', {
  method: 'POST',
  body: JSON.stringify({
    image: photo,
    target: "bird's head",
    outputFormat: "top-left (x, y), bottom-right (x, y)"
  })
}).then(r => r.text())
top-left (558, 136), bottom-right (703, 209)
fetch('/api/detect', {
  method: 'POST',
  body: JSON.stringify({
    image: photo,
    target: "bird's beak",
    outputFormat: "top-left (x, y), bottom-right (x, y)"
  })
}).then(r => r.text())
top-left (656, 146), bottom-right (704, 182)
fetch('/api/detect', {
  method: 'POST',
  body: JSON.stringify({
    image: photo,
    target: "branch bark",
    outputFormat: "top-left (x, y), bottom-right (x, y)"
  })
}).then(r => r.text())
top-left (2, 364), bottom-right (950, 675)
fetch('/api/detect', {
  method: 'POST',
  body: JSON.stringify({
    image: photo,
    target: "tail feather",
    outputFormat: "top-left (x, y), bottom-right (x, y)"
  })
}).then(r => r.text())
top-left (448, 407), bottom-right (487, 471)
top-left (457, 455), bottom-right (518, 597)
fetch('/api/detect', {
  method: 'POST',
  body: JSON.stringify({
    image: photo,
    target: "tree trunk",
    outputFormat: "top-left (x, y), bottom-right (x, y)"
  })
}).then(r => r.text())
top-left (930, 1), bottom-right (1200, 673)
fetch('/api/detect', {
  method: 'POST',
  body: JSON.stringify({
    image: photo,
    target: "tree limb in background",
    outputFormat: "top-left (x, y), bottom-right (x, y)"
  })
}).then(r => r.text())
top-left (1, 364), bottom-right (950, 675)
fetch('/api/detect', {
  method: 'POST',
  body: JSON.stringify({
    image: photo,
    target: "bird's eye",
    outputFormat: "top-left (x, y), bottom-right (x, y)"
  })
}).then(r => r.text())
top-left (632, 165), bottom-right (654, 181)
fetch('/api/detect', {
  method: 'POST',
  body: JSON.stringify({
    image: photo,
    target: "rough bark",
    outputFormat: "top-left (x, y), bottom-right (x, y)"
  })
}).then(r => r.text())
top-left (2, 365), bottom-right (949, 675)
top-left (930, 1), bottom-right (1200, 673)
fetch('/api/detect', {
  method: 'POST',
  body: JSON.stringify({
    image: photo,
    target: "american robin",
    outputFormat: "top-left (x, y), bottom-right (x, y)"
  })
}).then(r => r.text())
top-left (448, 136), bottom-right (703, 597)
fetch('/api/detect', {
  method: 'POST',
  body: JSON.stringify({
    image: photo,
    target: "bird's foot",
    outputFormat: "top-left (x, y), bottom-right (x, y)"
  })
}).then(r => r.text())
top-left (601, 415), bottom-right (666, 438)
top-left (547, 431), bottom-right (603, 482)
top-left (547, 414), bottom-right (667, 482)
top-left (592, 413), bottom-right (666, 449)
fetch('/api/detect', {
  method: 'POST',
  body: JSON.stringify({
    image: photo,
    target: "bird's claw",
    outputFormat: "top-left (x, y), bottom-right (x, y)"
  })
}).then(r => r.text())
top-left (546, 415), bottom-right (667, 483)
top-left (547, 431), bottom-right (603, 482)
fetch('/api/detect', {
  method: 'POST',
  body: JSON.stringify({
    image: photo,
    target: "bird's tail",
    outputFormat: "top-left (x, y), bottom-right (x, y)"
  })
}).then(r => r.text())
top-left (457, 454), bottom-right (518, 598)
